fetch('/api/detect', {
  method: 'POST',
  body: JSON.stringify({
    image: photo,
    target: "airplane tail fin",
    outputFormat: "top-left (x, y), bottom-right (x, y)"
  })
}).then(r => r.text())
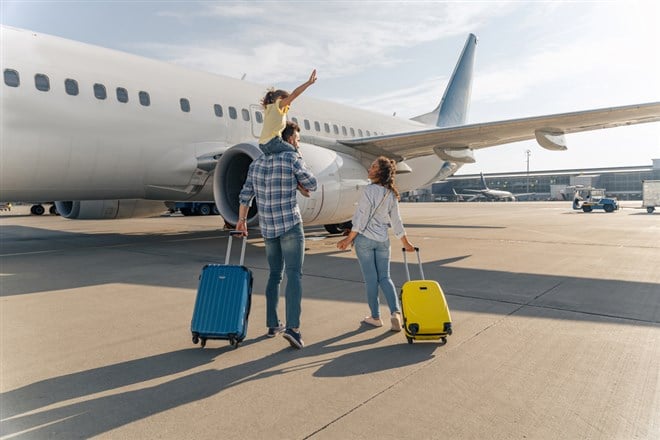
top-left (411, 33), bottom-right (477, 128)
top-left (479, 172), bottom-right (489, 190)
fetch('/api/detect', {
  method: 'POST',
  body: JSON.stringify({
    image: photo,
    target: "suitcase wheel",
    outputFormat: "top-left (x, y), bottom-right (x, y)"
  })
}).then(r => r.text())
top-left (229, 336), bottom-right (241, 348)
top-left (441, 337), bottom-right (447, 344)
top-left (200, 338), bottom-right (207, 348)
top-left (406, 336), bottom-right (413, 344)
top-left (192, 334), bottom-right (199, 345)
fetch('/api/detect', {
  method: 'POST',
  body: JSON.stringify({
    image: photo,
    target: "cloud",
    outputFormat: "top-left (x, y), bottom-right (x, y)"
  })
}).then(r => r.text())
top-left (143, 2), bottom-right (507, 83)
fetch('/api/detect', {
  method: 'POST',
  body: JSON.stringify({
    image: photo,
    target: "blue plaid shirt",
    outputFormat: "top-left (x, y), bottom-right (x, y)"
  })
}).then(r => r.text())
top-left (239, 151), bottom-right (317, 238)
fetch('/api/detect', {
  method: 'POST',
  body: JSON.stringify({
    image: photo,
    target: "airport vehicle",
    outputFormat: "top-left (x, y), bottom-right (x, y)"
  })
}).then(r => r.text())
top-left (400, 248), bottom-right (452, 344)
top-left (574, 188), bottom-right (619, 213)
top-left (191, 232), bottom-right (252, 349)
top-left (642, 180), bottom-right (660, 213)
top-left (2, 26), bottom-right (659, 230)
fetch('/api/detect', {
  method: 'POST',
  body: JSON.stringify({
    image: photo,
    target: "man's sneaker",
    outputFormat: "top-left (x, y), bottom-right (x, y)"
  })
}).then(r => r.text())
top-left (282, 328), bottom-right (304, 349)
top-left (267, 322), bottom-right (285, 338)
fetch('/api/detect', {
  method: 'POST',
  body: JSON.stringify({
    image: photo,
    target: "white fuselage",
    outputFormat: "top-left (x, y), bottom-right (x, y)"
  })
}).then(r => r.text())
top-left (1, 26), bottom-right (452, 223)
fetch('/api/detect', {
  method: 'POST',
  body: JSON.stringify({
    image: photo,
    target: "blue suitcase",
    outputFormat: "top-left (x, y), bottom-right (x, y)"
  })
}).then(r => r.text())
top-left (191, 231), bottom-right (252, 348)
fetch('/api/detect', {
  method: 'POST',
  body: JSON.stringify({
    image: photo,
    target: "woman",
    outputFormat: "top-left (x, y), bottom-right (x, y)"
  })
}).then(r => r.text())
top-left (337, 157), bottom-right (415, 331)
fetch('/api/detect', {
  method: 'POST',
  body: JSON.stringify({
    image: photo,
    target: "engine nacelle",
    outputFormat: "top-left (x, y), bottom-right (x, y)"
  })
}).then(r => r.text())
top-left (55, 199), bottom-right (168, 219)
top-left (213, 142), bottom-right (368, 227)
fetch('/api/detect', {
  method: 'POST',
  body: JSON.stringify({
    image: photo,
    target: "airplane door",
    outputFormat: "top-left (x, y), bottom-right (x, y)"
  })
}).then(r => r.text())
top-left (249, 105), bottom-right (263, 139)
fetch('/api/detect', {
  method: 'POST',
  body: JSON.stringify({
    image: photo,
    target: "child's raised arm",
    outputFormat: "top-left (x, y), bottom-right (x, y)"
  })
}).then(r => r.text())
top-left (280, 70), bottom-right (317, 108)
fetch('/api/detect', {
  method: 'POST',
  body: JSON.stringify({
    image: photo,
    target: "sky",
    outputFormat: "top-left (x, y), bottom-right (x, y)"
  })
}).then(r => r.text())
top-left (1, 1), bottom-right (659, 174)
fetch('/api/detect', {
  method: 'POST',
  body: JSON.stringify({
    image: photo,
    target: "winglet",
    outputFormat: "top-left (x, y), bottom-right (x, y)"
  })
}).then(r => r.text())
top-left (411, 33), bottom-right (478, 127)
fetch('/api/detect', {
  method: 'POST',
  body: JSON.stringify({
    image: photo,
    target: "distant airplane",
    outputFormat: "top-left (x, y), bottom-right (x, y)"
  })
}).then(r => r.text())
top-left (1, 25), bottom-right (659, 232)
top-left (462, 173), bottom-right (534, 201)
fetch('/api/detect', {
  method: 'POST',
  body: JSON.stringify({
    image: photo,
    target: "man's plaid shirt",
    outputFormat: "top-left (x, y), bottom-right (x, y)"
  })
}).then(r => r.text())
top-left (239, 151), bottom-right (317, 239)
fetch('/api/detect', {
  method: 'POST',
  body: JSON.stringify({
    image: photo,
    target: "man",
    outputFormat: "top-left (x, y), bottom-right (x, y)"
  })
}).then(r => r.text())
top-left (236, 121), bottom-right (317, 349)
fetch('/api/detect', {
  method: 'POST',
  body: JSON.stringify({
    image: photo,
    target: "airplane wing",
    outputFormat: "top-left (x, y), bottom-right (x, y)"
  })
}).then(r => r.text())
top-left (337, 102), bottom-right (660, 161)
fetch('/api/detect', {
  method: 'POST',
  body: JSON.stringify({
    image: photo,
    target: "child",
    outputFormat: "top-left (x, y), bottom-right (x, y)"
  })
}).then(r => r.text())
top-left (259, 70), bottom-right (317, 155)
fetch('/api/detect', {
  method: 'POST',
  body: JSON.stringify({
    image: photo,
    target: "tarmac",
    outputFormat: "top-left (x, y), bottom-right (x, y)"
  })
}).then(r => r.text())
top-left (1, 201), bottom-right (659, 439)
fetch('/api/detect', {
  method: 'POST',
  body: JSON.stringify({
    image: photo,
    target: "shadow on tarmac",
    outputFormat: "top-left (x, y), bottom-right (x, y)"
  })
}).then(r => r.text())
top-left (2, 225), bottom-right (659, 325)
top-left (0, 328), bottom-right (436, 439)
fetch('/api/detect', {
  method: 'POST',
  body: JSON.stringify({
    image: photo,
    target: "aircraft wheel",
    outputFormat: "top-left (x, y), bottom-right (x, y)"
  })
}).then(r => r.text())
top-left (31, 204), bottom-right (45, 215)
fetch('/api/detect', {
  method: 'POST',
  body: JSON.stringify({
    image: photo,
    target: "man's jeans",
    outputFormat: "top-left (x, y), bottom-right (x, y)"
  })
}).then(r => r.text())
top-left (354, 234), bottom-right (400, 319)
top-left (263, 222), bottom-right (305, 329)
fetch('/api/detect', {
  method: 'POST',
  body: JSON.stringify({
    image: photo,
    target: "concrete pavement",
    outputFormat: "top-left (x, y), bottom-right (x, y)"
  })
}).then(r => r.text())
top-left (1, 202), bottom-right (658, 439)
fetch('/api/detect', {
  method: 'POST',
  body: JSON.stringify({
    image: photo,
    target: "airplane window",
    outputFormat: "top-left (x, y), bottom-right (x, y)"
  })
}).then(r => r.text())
top-left (180, 98), bottom-right (190, 112)
top-left (94, 83), bottom-right (106, 100)
top-left (358, 129), bottom-right (363, 137)
top-left (333, 124), bottom-right (339, 135)
top-left (65, 79), bottom-right (78, 96)
top-left (241, 108), bottom-right (250, 121)
top-left (3, 69), bottom-right (19, 87)
top-left (366, 130), bottom-right (371, 136)
top-left (214, 104), bottom-right (223, 117)
top-left (116, 87), bottom-right (128, 103)
top-left (255, 111), bottom-right (263, 123)
top-left (304, 119), bottom-right (310, 130)
top-left (139, 91), bottom-right (150, 106)
top-left (342, 126), bottom-right (347, 136)
top-left (314, 121), bottom-right (320, 131)
top-left (350, 127), bottom-right (355, 136)
top-left (228, 106), bottom-right (237, 119)
top-left (324, 123), bottom-right (330, 133)
top-left (35, 74), bottom-right (50, 92)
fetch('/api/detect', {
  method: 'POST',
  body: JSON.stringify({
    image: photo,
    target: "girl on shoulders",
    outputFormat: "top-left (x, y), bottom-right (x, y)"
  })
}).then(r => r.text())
top-left (259, 70), bottom-right (317, 155)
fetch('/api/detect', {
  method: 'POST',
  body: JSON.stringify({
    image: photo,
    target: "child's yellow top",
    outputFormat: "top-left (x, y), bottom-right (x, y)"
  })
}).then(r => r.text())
top-left (259, 98), bottom-right (290, 144)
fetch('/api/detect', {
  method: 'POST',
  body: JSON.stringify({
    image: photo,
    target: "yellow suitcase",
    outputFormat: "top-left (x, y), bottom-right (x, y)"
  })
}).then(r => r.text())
top-left (400, 248), bottom-right (452, 344)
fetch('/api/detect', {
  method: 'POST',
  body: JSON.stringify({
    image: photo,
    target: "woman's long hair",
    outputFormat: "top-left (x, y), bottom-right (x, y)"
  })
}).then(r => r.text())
top-left (373, 156), bottom-right (400, 200)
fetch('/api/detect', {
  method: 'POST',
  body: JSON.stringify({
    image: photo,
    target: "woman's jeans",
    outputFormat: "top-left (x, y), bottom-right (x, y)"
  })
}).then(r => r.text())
top-left (263, 222), bottom-right (305, 329)
top-left (354, 234), bottom-right (401, 318)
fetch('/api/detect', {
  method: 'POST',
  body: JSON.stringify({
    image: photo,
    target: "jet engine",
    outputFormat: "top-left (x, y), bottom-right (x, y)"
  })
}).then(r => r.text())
top-left (213, 142), bottom-right (368, 228)
top-left (54, 199), bottom-right (168, 219)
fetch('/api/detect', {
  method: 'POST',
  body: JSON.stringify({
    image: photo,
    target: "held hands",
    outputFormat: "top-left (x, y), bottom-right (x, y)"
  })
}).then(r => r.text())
top-left (297, 183), bottom-right (310, 198)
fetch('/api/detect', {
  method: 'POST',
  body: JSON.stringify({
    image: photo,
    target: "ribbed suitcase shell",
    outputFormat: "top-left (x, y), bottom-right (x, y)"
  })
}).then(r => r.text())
top-left (400, 280), bottom-right (452, 341)
top-left (191, 263), bottom-right (252, 347)
top-left (400, 248), bottom-right (452, 343)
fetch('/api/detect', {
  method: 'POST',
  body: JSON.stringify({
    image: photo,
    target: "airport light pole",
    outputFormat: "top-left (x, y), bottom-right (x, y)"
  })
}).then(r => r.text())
top-left (525, 149), bottom-right (531, 193)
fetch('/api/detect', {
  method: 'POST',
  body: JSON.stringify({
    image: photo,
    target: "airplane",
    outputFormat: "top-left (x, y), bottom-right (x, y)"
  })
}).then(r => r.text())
top-left (2, 25), bottom-right (659, 233)
top-left (462, 172), bottom-right (534, 201)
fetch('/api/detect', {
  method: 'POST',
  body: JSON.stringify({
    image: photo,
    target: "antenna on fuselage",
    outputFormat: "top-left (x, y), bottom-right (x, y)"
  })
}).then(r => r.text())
top-left (241, 73), bottom-right (247, 80)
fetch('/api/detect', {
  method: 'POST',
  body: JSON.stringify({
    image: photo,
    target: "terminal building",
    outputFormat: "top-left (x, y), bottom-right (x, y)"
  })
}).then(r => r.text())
top-left (403, 159), bottom-right (660, 202)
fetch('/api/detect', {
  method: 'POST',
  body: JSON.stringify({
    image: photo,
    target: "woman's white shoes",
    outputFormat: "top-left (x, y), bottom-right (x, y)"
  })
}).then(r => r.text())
top-left (362, 316), bottom-right (383, 327)
top-left (390, 312), bottom-right (402, 332)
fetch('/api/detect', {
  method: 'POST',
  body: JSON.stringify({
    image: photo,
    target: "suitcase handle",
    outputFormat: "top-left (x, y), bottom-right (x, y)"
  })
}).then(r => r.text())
top-left (402, 247), bottom-right (424, 281)
top-left (226, 231), bottom-right (247, 266)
